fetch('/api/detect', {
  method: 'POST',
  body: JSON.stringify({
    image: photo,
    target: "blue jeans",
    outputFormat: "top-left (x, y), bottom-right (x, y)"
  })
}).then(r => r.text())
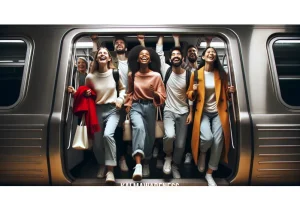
top-left (199, 112), bottom-right (224, 170)
top-left (93, 104), bottom-right (120, 166)
top-left (163, 110), bottom-right (188, 165)
top-left (129, 102), bottom-right (156, 160)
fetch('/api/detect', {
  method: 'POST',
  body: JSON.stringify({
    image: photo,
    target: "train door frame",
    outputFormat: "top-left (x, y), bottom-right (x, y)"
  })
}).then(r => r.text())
top-left (48, 26), bottom-right (252, 185)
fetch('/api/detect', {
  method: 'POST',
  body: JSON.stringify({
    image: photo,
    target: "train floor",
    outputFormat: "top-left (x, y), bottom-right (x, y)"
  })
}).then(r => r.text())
top-left (70, 149), bottom-right (232, 185)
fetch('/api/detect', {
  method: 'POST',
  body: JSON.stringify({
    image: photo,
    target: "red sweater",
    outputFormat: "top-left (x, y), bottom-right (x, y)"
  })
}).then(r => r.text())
top-left (73, 86), bottom-right (100, 139)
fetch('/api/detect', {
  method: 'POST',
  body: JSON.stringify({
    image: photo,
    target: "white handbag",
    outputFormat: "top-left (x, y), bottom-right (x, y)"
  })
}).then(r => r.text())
top-left (155, 106), bottom-right (164, 139)
top-left (72, 115), bottom-right (93, 150)
top-left (123, 114), bottom-right (132, 141)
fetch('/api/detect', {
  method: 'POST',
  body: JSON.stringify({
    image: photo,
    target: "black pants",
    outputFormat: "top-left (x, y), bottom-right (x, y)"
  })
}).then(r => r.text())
top-left (185, 123), bottom-right (193, 154)
top-left (114, 126), bottom-right (128, 160)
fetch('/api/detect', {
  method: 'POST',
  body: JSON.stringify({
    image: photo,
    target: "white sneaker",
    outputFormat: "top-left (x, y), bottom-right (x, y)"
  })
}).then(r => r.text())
top-left (184, 153), bottom-right (192, 164)
top-left (153, 147), bottom-right (159, 158)
top-left (171, 164), bottom-right (181, 179)
top-left (105, 171), bottom-right (115, 185)
top-left (197, 152), bottom-right (206, 173)
top-left (119, 159), bottom-right (129, 172)
top-left (132, 164), bottom-right (142, 181)
top-left (163, 156), bottom-right (172, 175)
top-left (96, 165), bottom-right (106, 178)
top-left (205, 174), bottom-right (217, 186)
top-left (142, 164), bottom-right (150, 177)
top-left (156, 159), bottom-right (163, 169)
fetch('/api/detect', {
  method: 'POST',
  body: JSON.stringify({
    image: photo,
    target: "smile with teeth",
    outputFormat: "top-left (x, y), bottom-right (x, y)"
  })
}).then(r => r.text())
top-left (141, 57), bottom-right (149, 62)
top-left (99, 55), bottom-right (107, 61)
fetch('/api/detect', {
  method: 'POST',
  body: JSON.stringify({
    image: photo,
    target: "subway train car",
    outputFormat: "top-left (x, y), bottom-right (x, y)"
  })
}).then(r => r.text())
top-left (0, 25), bottom-right (299, 186)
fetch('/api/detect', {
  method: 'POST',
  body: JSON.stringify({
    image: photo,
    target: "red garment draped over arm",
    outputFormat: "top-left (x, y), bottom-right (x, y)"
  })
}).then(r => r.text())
top-left (73, 86), bottom-right (100, 139)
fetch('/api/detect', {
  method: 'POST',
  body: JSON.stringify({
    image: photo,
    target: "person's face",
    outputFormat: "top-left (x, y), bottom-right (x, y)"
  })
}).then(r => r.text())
top-left (170, 50), bottom-right (183, 67)
top-left (138, 50), bottom-right (151, 65)
top-left (202, 48), bottom-right (216, 63)
top-left (89, 61), bottom-right (94, 71)
top-left (96, 48), bottom-right (111, 64)
top-left (77, 59), bottom-right (87, 72)
top-left (114, 39), bottom-right (127, 53)
top-left (187, 47), bottom-right (198, 63)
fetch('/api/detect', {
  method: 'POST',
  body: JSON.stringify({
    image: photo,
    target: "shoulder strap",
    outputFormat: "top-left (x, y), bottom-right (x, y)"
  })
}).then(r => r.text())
top-left (194, 69), bottom-right (198, 85)
top-left (163, 66), bottom-right (173, 88)
top-left (186, 69), bottom-right (191, 91)
top-left (191, 69), bottom-right (199, 109)
top-left (112, 69), bottom-right (120, 97)
top-left (112, 56), bottom-right (119, 68)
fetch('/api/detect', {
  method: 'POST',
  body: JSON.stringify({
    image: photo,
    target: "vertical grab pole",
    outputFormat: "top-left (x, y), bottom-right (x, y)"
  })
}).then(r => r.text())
top-left (66, 44), bottom-right (77, 150)
top-left (222, 54), bottom-right (235, 149)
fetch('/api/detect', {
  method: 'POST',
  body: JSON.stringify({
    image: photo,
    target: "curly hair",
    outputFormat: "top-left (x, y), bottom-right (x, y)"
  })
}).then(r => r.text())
top-left (127, 45), bottom-right (162, 89)
top-left (198, 46), bottom-right (227, 82)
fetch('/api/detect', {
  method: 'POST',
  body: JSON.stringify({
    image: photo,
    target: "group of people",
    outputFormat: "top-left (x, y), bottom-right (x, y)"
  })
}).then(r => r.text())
top-left (67, 34), bottom-right (235, 186)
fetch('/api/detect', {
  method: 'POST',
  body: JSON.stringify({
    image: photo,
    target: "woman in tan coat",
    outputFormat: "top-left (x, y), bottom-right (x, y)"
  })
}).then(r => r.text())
top-left (187, 46), bottom-right (235, 186)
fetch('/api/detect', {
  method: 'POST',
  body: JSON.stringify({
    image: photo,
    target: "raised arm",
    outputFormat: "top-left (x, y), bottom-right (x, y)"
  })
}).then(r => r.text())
top-left (137, 35), bottom-right (145, 47)
top-left (156, 36), bottom-right (169, 79)
top-left (173, 34), bottom-right (180, 47)
top-left (205, 36), bottom-right (213, 47)
top-left (90, 35), bottom-right (101, 58)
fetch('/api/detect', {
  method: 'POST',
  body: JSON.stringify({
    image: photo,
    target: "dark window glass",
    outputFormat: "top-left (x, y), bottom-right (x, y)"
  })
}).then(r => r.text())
top-left (0, 40), bottom-right (27, 107)
top-left (273, 40), bottom-right (300, 107)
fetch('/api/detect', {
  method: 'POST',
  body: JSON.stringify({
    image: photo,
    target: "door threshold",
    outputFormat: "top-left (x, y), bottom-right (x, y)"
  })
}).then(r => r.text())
top-left (72, 178), bottom-right (229, 186)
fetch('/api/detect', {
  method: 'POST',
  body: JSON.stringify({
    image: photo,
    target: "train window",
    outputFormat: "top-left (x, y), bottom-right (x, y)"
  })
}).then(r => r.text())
top-left (271, 39), bottom-right (300, 107)
top-left (0, 39), bottom-right (29, 108)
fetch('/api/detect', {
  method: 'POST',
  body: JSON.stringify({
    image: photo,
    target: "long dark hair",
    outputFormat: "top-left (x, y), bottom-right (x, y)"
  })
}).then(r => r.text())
top-left (127, 45), bottom-right (162, 89)
top-left (198, 46), bottom-right (227, 82)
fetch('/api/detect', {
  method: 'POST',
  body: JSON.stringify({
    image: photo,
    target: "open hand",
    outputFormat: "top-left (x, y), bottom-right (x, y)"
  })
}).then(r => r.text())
top-left (186, 112), bottom-right (193, 124)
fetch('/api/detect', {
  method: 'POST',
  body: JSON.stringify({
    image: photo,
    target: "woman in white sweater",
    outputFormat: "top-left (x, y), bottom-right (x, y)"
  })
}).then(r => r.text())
top-left (85, 47), bottom-right (126, 185)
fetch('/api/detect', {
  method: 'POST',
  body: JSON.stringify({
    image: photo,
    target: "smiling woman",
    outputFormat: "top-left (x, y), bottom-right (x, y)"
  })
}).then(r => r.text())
top-left (124, 45), bottom-right (167, 181)
top-left (186, 46), bottom-right (236, 186)
top-left (80, 46), bottom-right (126, 185)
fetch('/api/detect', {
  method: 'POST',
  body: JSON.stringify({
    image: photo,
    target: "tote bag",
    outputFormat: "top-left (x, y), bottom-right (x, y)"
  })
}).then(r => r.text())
top-left (72, 115), bottom-right (93, 150)
top-left (155, 106), bottom-right (164, 139)
top-left (123, 114), bottom-right (132, 141)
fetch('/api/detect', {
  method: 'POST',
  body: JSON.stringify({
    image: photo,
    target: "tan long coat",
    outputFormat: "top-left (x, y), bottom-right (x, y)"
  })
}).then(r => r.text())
top-left (186, 67), bottom-right (230, 165)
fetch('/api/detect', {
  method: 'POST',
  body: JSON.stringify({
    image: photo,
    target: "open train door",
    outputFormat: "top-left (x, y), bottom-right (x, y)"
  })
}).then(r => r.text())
top-left (48, 26), bottom-right (253, 186)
